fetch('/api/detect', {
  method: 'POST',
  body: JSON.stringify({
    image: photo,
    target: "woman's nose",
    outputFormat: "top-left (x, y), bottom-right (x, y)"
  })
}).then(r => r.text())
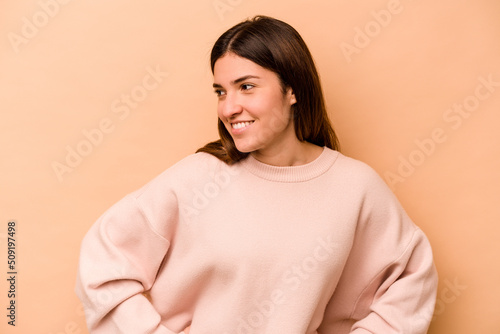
top-left (220, 93), bottom-right (243, 119)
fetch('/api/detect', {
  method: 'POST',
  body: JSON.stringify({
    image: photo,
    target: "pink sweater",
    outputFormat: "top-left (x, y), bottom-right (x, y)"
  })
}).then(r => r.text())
top-left (75, 147), bottom-right (438, 333)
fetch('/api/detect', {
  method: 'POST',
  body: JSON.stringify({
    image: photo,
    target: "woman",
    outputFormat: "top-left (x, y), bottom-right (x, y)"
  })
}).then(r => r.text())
top-left (76, 16), bottom-right (438, 333)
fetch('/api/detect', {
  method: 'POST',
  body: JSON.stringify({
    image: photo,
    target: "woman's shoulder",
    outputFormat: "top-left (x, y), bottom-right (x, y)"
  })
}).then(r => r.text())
top-left (168, 151), bottom-right (224, 173)
top-left (132, 152), bottom-right (226, 196)
top-left (327, 149), bottom-right (390, 192)
top-left (329, 149), bottom-right (378, 177)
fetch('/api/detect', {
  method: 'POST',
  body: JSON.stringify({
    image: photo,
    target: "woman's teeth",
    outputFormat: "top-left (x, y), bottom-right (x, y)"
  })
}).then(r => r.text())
top-left (232, 121), bottom-right (254, 129)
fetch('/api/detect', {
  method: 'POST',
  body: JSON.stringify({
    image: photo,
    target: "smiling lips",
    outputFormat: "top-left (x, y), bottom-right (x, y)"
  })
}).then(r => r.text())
top-left (231, 121), bottom-right (254, 129)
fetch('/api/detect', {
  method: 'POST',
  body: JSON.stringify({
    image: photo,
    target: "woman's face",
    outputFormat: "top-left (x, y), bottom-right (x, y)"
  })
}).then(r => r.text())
top-left (213, 53), bottom-right (297, 155)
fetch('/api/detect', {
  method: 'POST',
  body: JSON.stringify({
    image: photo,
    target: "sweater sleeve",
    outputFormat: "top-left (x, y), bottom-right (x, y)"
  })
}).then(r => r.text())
top-left (319, 166), bottom-right (438, 334)
top-left (75, 192), bottom-right (178, 334)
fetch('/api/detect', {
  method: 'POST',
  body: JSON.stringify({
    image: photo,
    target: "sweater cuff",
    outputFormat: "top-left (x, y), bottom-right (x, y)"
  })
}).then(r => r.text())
top-left (150, 325), bottom-right (179, 334)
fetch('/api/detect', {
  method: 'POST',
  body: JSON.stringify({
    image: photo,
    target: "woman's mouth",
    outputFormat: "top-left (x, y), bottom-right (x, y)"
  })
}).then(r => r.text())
top-left (230, 120), bottom-right (254, 135)
top-left (231, 121), bottom-right (254, 129)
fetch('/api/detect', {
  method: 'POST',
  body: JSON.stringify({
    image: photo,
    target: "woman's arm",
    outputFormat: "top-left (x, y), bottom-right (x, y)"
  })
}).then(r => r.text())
top-left (75, 193), bottom-right (177, 333)
top-left (348, 228), bottom-right (437, 333)
top-left (319, 166), bottom-right (438, 334)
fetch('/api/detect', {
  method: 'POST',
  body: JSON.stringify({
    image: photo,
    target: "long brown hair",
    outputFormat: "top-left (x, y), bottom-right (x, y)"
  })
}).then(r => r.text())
top-left (196, 15), bottom-right (339, 164)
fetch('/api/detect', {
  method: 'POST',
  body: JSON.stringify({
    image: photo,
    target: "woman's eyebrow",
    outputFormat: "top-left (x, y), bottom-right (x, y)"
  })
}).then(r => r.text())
top-left (213, 75), bottom-right (261, 88)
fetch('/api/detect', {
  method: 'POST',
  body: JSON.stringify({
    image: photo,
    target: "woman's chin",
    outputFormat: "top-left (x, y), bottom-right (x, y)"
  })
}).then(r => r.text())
top-left (233, 141), bottom-right (257, 154)
top-left (235, 145), bottom-right (253, 154)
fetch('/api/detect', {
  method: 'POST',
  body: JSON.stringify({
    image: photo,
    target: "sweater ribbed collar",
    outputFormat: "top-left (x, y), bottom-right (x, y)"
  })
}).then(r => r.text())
top-left (239, 147), bottom-right (339, 183)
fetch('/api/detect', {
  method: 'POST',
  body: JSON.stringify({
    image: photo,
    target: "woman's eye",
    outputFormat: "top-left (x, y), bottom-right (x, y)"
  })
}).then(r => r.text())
top-left (214, 89), bottom-right (226, 97)
top-left (241, 84), bottom-right (254, 91)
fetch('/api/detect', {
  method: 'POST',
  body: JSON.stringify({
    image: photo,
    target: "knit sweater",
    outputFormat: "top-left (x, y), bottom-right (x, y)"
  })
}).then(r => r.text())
top-left (75, 147), bottom-right (438, 334)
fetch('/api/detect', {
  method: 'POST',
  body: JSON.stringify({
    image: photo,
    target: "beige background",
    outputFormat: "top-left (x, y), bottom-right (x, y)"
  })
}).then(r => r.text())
top-left (1, 0), bottom-right (499, 333)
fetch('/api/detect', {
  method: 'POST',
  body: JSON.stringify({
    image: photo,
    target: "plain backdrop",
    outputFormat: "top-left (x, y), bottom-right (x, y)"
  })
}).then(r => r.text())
top-left (1, 0), bottom-right (499, 333)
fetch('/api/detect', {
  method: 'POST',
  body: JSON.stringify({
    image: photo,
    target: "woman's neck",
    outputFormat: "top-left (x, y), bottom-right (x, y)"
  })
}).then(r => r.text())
top-left (250, 141), bottom-right (324, 166)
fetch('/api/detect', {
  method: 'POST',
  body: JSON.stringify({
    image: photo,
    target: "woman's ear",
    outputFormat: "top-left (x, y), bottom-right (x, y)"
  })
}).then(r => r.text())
top-left (287, 88), bottom-right (297, 105)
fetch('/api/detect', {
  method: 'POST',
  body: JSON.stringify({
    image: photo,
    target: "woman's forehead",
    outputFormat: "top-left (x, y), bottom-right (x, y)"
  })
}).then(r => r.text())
top-left (213, 53), bottom-right (277, 84)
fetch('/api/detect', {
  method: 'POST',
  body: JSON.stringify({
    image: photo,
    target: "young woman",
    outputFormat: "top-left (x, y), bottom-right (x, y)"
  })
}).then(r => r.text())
top-left (76, 16), bottom-right (438, 334)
